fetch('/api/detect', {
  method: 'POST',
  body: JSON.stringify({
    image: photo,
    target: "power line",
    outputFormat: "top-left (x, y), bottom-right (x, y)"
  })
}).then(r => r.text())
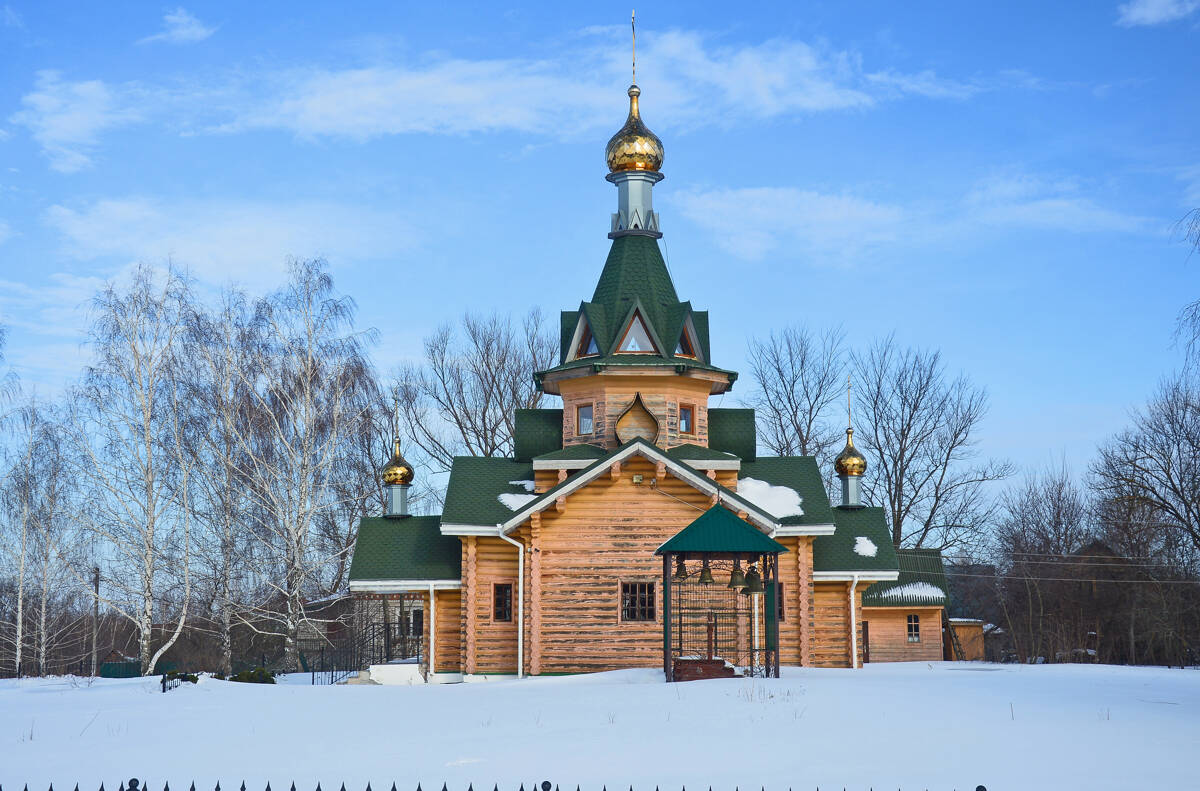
top-left (945, 570), bottom-right (1200, 586)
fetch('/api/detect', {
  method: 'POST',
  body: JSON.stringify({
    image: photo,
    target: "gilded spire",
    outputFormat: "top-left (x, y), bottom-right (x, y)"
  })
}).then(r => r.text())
top-left (381, 437), bottom-right (415, 486)
top-left (835, 375), bottom-right (866, 478)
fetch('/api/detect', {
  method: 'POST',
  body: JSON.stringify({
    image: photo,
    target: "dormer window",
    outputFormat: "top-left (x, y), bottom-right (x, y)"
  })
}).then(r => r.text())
top-left (618, 311), bottom-right (657, 353)
top-left (577, 324), bottom-right (600, 358)
top-left (675, 330), bottom-right (695, 358)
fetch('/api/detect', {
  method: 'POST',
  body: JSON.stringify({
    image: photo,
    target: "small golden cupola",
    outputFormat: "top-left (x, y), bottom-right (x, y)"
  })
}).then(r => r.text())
top-left (381, 438), bottom-right (414, 517)
top-left (605, 84), bottom-right (664, 174)
top-left (834, 378), bottom-right (866, 507)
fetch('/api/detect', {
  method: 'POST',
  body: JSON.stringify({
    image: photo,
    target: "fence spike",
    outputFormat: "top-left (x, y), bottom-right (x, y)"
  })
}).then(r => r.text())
top-left (339, 784), bottom-right (347, 791)
top-left (290, 784), bottom-right (296, 791)
top-left (363, 784), bottom-right (370, 791)
top-left (214, 783), bottom-right (220, 791)
top-left (440, 784), bottom-right (448, 791)
top-left (74, 784), bottom-right (81, 791)
top-left (240, 783), bottom-right (246, 791)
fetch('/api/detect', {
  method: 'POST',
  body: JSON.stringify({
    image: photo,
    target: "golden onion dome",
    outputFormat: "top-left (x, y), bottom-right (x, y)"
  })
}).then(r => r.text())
top-left (605, 85), bottom-right (664, 173)
top-left (381, 438), bottom-right (415, 486)
top-left (834, 428), bottom-right (867, 477)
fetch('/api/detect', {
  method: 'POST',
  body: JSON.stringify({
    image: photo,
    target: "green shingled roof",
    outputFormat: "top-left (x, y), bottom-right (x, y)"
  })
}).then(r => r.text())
top-left (441, 457), bottom-right (536, 526)
top-left (812, 506), bottom-right (899, 574)
top-left (708, 408), bottom-right (756, 460)
top-left (665, 443), bottom-right (738, 462)
top-left (738, 456), bottom-right (835, 527)
top-left (538, 235), bottom-right (739, 385)
top-left (656, 505), bottom-right (788, 555)
top-left (862, 548), bottom-right (949, 607)
top-left (348, 516), bottom-right (461, 581)
top-left (536, 444), bottom-right (608, 461)
top-left (513, 409), bottom-right (562, 461)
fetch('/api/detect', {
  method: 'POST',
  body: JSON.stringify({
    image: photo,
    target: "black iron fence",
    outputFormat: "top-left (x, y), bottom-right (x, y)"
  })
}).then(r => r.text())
top-left (4, 781), bottom-right (989, 791)
top-left (298, 621), bottom-right (421, 685)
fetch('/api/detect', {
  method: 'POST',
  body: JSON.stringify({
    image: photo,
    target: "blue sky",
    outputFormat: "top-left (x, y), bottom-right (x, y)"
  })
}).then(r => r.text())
top-left (0, 1), bottom-right (1197, 476)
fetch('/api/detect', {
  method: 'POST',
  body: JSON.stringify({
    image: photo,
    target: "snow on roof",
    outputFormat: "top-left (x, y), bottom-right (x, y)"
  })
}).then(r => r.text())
top-left (854, 536), bottom-right (878, 557)
top-left (498, 492), bottom-right (537, 510)
top-left (950, 617), bottom-right (983, 624)
top-left (736, 477), bottom-right (803, 517)
top-left (878, 581), bottom-right (945, 602)
top-left (508, 480), bottom-right (535, 492)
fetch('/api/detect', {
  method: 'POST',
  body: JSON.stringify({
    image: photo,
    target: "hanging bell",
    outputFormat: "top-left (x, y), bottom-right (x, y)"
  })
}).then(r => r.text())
top-left (698, 557), bottom-right (715, 585)
top-left (743, 565), bottom-right (764, 594)
top-left (727, 559), bottom-right (746, 589)
top-left (672, 556), bottom-right (688, 581)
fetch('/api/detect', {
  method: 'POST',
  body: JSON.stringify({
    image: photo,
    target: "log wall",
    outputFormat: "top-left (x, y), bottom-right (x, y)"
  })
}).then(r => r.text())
top-left (465, 536), bottom-right (522, 674)
top-left (861, 606), bottom-right (944, 663)
top-left (434, 589), bottom-right (462, 673)
top-left (558, 375), bottom-right (715, 450)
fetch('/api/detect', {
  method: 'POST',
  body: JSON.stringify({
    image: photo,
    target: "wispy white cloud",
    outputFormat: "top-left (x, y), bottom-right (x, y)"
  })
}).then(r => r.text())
top-left (43, 196), bottom-right (420, 286)
top-left (13, 28), bottom-right (993, 169)
top-left (1117, 0), bottom-right (1199, 26)
top-left (2, 4), bottom-right (23, 28)
top-left (671, 187), bottom-right (905, 262)
top-left (9, 71), bottom-right (145, 172)
top-left (675, 171), bottom-right (1153, 262)
top-left (137, 7), bottom-right (215, 45)
top-left (963, 173), bottom-right (1153, 233)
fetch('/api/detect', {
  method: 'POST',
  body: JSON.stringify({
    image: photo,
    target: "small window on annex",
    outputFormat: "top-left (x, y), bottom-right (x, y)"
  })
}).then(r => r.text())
top-left (621, 582), bottom-right (656, 622)
top-left (678, 404), bottom-right (695, 434)
top-left (577, 404), bottom-right (594, 435)
top-left (907, 613), bottom-right (920, 643)
top-left (493, 583), bottom-right (513, 622)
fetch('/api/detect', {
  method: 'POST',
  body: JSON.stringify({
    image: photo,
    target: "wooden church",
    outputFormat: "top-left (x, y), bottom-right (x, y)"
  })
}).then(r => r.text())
top-left (347, 70), bottom-right (907, 684)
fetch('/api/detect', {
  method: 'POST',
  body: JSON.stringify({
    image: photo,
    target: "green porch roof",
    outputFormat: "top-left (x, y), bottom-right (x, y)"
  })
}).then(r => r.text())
top-left (812, 506), bottom-right (899, 574)
top-left (665, 443), bottom-right (738, 461)
top-left (656, 505), bottom-right (788, 555)
top-left (441, 457), bottom-right (536, 526)
top-left (862, 548), bottom-right (950, 607)
top-left (348, 516), bottom-right (461, 581)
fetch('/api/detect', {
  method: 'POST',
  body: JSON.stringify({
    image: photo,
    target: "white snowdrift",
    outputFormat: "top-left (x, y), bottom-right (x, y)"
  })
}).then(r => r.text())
top-left (736, 477), bottom-right (803, 517)
top-left (853, 536), bottom-right (878, 557)
top-left (4, 663), bottom-right (1196, 790)
top-left (497, 492), bottom-right (537, 510)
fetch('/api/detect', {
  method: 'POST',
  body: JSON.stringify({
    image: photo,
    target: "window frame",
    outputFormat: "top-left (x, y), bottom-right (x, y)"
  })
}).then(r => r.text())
top-left (576, 403), bottom-right (595, 436)
top-left (576, 324), bottom-right (599, 358)
top-left (492, 582), bottom-right (514, 623)
top-left (619, 581), bottom-right (657, 623)
top-left (675, 329), bottom-right (696, 358)
top-left (906, 613), bottom-right (921, 643)
top-left (678, 404), bottom-right (696, 435)
top-left (616, 310), bottom-right (658, 354)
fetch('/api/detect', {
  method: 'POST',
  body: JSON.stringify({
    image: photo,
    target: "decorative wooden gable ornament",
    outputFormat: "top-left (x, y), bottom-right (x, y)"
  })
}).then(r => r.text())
top-left (615, 392), bottom-right (659, 444)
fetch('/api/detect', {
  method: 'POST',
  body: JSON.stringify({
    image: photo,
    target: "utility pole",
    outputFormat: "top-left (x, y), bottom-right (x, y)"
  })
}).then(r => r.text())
top-left (91, 565), bottom-right (99, 676)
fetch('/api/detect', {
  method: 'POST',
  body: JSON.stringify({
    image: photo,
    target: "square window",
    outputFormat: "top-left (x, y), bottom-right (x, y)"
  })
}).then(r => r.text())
top-left (907, 614), bottom-right (920, 643)
top-left (493, 583), bottom-right (513, 622)
top-left (620, 582), bottom-right (656, 622)
top-left (577, 404), bottom-right (594, 435)
top-left (679, 405), bottom-right (694, 434)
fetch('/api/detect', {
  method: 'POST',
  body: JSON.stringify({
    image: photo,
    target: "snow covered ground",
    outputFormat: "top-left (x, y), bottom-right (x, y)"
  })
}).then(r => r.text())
top-left (1, 662), bottom-right (1197, 790)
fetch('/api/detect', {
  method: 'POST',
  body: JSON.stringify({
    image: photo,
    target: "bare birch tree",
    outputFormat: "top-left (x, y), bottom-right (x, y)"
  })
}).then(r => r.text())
top-left (235, 259), bottom-right (377, 669)
top-left (396, 309), bottom-right (557, 472)
top-left (852, 335), bottom-right (1013, 549)
top-left (745, 325), bottom-right (846, 459)
top-left (66, 264), bottom-right (192, 674)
